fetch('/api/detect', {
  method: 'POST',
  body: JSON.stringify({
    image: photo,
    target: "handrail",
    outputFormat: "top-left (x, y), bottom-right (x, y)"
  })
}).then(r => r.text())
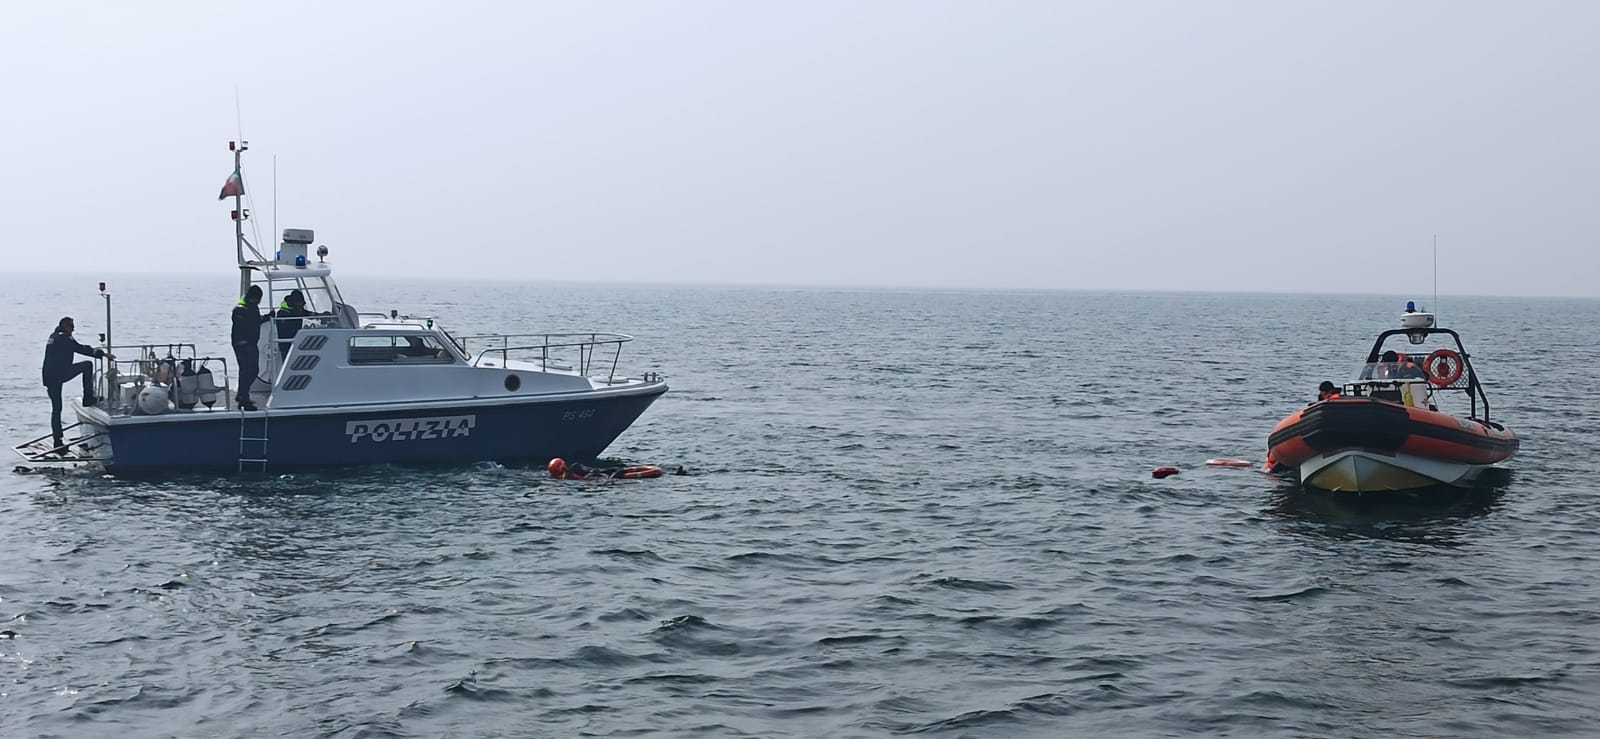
top-left (99, 343), bottom-right (203, 407)
top-left (358, 312), bottom-right (431, 323)
top-left (88, 331), bottom-right (642, 416)
top-left (98, 350), bottom-right (235, 416)
top-left (456, 333), bottom-right (633, 381)
top-left (357, 312), bottom-right (450, 326)
top-left (106, 342), bottom-right (201, 356)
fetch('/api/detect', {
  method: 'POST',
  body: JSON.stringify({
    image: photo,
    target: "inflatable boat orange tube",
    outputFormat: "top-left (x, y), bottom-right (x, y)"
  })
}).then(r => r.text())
top-left (1268, 398), bottom-right (1518, 469)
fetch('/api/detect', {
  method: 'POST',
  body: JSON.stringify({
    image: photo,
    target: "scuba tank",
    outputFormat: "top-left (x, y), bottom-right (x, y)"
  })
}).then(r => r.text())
top-left (175, 359), bottom-right (199, 410)
top-left (194, 362), bottom-right (220, 409)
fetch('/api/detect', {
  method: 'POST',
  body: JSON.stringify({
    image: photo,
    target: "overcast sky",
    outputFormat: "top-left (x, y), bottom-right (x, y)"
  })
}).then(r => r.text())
top-left (3, 1), bottom-right (1596, 296)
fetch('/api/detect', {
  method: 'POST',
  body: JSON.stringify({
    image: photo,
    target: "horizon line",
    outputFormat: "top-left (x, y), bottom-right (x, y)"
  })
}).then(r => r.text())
top-left (4, 266), bottom-right (1596, 302)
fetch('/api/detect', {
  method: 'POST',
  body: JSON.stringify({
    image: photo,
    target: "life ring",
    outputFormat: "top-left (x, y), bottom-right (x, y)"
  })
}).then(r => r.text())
top-left (618, 465), bottom-right (662, 479)
top-left (1424, 348), bottom-right (1464, 387)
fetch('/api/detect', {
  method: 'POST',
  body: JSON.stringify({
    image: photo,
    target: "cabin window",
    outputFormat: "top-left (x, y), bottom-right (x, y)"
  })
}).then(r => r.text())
top-left (348, 335), bottom-right (455, 365)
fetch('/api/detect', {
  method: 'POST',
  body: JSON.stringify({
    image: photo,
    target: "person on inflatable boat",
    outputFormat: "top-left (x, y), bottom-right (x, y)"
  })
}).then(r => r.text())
top-left (1376, 350), bottom-right (1426, 381)
top-left (1316, 380), bottom-right (1341, 402)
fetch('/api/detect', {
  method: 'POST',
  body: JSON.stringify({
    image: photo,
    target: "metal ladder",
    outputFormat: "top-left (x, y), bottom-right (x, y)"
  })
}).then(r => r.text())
top-left (238, 405), bottom-right (270, 473)
top-left (12, 422), bottom-right (104, 464)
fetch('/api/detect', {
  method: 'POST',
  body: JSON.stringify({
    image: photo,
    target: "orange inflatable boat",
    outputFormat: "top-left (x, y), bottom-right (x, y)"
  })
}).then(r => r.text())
top-left (1266, 304), bottom-right (1518, 492)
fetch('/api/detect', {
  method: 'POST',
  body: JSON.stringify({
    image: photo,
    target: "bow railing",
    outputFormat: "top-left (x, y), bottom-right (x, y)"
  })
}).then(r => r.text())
top-left (455, 333), bottom-right (635, 382)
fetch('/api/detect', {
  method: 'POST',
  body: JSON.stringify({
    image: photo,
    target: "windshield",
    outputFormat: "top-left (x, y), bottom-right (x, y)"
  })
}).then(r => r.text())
top-left (1356, 361), bottom-right (1429, 382)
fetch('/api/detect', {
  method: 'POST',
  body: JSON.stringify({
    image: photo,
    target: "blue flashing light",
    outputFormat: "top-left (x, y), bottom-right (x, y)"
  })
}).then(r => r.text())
top-left (1405, 300), bottom-right (1416, 312)
top-left (295, 255), bottom-right (308, 267)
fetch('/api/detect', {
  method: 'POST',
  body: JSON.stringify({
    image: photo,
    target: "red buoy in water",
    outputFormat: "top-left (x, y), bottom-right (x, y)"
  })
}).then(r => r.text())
top-left (1152, 466), bottom-right (1180, 479)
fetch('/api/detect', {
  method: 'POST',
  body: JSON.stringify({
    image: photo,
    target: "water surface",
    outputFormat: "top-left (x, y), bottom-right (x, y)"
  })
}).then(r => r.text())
top-left (2, 276), bottom-right (1597, 736)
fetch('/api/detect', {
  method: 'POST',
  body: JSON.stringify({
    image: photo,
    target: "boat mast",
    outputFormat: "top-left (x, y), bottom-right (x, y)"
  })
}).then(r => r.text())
top-left (233, 140), bottom-right (250, 297)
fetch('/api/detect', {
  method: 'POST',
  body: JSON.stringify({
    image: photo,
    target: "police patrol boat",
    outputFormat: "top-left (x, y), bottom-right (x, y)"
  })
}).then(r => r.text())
top-left (1265, 302), bottom-right (1518, 492)
top-left (12, 141), bottom-right (668, 473)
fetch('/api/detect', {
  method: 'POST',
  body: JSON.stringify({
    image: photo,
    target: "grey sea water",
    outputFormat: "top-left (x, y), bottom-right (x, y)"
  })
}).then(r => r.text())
top-left (2, 273), bottom-right (1598, 737)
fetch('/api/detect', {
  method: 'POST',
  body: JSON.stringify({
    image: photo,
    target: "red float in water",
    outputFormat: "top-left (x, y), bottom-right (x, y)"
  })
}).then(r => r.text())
top-left (1152, 467), bottom-right (1180, 479)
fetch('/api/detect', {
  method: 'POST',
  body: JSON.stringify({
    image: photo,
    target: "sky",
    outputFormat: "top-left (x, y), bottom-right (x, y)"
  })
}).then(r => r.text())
top-left (2, 1), bottom-right (1597, 297)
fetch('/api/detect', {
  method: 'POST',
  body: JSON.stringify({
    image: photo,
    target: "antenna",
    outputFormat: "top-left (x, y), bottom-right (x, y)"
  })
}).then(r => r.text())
top-left (1432, 234), bottom-right (1438, 321)
top-left (233, 85), bottom-right (244, 143)
top-left (273, 155), bottom-right (278, 253)
top-left (231, 88), bottom-right (265, 267)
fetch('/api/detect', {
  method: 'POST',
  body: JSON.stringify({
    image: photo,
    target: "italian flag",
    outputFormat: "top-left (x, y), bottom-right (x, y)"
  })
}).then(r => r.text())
top-left (217, 169), bottom-right (244, 200)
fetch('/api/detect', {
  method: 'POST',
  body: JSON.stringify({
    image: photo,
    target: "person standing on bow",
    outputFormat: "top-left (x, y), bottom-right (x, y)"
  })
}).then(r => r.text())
top-left (231, 285), bottom-right (271, 411)
top-left (42, 317), bottom-right (113, 451)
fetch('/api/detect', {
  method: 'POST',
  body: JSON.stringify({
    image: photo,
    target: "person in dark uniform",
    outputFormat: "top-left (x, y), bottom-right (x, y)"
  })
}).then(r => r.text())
top-left (273, 289), bottom-right (318, 360)
top-left (232, 285), bottom-right (271, 411)
top-left (42, 317), bottom-right (114, 451)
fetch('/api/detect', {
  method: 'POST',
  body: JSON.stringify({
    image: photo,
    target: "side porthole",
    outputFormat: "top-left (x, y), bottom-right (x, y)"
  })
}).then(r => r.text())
top-left (505, 374), bottom-right (521, 392)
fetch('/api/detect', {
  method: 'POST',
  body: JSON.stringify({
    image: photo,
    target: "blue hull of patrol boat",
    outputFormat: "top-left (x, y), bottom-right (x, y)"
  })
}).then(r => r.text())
top-left (85, 385), bottom-right (666, 473)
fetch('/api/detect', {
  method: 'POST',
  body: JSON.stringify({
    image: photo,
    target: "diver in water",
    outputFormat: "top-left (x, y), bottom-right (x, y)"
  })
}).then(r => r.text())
top-left (547, 457), bottom-right (611, 480)
top-left (547, 458), bottom-right (670, 480)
